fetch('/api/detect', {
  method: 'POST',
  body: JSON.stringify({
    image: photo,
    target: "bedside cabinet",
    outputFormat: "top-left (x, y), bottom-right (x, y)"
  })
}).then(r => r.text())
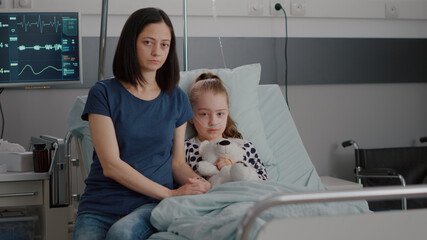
top-left (0, 172), bottom-right (69, 240)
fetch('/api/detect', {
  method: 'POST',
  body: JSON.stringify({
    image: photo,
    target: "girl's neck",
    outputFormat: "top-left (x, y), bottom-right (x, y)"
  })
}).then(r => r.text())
top-left (197, 135), bottom-right (224, 142)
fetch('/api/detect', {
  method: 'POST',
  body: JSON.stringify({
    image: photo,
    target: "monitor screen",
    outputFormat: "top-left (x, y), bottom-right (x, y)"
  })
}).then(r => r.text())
top-left (0, 11), bottom-right (82, 88)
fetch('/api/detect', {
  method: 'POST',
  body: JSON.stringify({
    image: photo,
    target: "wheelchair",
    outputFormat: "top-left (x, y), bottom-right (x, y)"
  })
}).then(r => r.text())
top-left (342, 137), bottom-right (427, 211)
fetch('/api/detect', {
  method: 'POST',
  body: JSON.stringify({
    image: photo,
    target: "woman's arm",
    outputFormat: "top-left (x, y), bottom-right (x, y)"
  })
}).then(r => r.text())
top-left (171, 122), bottom-right (211, 190)
top-left (89, 113), bottom-right (207, 200)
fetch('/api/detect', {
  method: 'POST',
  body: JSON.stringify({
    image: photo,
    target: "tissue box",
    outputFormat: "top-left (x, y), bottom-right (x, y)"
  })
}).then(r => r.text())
top-left (0, 152), bottom-right (33, 172)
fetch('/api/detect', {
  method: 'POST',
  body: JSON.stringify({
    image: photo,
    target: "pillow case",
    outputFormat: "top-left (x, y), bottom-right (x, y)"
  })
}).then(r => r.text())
top-left (179, 63), bottom-right (277, 170)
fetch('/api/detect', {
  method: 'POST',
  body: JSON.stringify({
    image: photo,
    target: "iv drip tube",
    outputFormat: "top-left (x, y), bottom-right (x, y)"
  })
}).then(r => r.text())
top-left (212, 0), bottom-right (227, 68)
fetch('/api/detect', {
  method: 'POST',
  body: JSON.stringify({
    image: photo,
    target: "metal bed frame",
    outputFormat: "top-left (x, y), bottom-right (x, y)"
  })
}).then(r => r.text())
top-left (236, 184), bottom-right (427, 240)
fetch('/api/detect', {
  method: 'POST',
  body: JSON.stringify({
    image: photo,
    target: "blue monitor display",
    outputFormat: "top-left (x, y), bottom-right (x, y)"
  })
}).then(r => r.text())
top-left (0, 11), bottom-right (82, 88)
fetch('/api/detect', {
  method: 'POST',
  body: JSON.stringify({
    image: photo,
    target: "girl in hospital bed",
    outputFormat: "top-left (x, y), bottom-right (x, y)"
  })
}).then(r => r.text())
top-left (185, 72), bottom-right (268, 181)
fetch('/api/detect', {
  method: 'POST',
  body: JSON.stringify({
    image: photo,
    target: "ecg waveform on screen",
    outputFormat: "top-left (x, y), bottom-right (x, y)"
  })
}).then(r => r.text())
top-left (0, 12), bottom-right (80, 85)
top-left (18, 64), bottom-right (62, 77)
top-left (17, 43), bottom-right (62, 51)
top-left (0, 68), bottom-right (10, 74)
top-left (15, 15), bottom-right (62, 33)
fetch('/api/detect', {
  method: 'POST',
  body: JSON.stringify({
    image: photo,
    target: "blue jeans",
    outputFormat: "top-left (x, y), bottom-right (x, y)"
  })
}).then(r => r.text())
top-left (73, 203), bottom-right (158, 240)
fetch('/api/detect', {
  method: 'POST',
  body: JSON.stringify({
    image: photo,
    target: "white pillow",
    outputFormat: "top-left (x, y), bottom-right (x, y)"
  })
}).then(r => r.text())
top-left (179, 63), bottom-right (277, 169)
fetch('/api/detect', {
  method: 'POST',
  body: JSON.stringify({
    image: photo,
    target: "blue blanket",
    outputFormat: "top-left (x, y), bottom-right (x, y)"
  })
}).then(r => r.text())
top-left (149, 181), bottom-right (370, 240)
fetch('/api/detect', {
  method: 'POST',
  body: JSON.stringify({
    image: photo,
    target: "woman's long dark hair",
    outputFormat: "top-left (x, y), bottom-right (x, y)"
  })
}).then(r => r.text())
top-left (112, 8), bottom-right (179, 94)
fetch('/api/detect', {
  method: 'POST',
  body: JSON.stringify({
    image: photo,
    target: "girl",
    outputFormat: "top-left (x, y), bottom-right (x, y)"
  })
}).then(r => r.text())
top-left (185, 72), bottom-right (268, 181)
top-left (73, 8), bottom-right (210, 240)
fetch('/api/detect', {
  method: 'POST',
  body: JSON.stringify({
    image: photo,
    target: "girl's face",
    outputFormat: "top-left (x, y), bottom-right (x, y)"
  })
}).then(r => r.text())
top-left (136, 22), bottom-right (171, 74)
top-left (192, 91), bottom-right (229, 142)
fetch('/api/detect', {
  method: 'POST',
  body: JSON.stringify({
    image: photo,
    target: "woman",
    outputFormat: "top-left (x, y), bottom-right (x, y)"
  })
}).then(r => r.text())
top-left (73, 8), bottom-right (210, 240)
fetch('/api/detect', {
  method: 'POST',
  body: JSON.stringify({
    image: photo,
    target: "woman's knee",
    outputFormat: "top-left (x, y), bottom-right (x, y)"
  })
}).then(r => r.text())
top-left (106, 204), bottom-right (157, 240)
top-left (106, 219), bottom-right (156, 240)
top-left (73, 212), bottom-right (113, 240)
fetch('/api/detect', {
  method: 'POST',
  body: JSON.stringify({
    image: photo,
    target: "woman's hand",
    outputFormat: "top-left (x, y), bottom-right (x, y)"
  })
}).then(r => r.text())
top-left (170, 177), bottom-right (211, 197)
top-left (215, 157), bottom-right (234, 170)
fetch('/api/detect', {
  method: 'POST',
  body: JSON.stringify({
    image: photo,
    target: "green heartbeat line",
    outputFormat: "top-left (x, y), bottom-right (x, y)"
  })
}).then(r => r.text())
top-left (18, 64), bottom-right (62, 76)
top-left (18, 44), bottom-right (62, 51)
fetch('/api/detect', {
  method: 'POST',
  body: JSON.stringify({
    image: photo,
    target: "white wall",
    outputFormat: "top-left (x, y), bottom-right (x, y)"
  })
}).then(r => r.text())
top-left (1, 0), bottom-right (426, 180)
top-left (287, 83), bottom-right (427, 180)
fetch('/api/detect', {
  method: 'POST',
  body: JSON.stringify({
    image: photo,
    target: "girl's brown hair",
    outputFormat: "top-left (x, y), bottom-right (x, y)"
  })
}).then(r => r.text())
top-left (189, 72), bottom-right (242, 139)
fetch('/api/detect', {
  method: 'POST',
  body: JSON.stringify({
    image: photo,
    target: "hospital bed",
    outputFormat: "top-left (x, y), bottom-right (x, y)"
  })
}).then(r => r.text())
top-left (67, 63), bottom-right (427, 240)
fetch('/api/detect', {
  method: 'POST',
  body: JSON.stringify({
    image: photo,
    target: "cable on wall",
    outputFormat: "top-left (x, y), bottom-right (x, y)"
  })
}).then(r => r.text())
top-left (275, 3), bottom-right (289, 109)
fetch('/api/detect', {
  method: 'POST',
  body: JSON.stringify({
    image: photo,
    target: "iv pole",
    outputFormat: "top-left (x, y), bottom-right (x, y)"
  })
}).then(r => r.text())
top-left (97, 1), bottom-right (189, 80)
top-left (183, 0), bottom-right (189, 71)
top-left (98, 0), bottom-right (108, 81)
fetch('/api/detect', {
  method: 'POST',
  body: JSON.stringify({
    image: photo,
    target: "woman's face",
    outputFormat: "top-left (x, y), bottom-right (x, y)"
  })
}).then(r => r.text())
top-left (136, 22), bottom-right (171, 74)
top-left (192, 91), bottom-right (229, 142)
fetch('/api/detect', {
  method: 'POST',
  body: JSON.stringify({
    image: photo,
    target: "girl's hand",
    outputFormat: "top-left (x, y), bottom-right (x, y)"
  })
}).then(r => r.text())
top-left (170, 177), bottom-right (211, 197)
top-left (215, 157), bottom-right (234, 170)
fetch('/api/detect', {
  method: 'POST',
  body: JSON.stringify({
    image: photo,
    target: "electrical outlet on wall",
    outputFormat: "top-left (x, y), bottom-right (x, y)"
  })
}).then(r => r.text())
top-left (248, 0), bottom-right (264, 16)
top-left (291, 0), bottom-right (306, 17)
top-left (14, 0), bottom-right (32, 8)
top-left (385, 2), bottom-right (399, 18)
top-left (270, 0), bottom-right (290, 16)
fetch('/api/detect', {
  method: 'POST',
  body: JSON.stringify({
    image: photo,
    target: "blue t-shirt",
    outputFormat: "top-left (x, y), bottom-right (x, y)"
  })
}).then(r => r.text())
top-left (79, 78), bottom-right (193, 216)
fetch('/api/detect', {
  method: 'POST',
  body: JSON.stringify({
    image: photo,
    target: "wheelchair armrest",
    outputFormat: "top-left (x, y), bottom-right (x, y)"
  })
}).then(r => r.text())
top-left (359, 168), bottom-right (399, 176)
top-left (357, 168), bottom-right (407, 189)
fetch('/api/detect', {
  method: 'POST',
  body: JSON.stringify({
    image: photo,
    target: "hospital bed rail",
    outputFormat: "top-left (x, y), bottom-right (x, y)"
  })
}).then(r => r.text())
top-left (236, 184), bottom-right (427, 240)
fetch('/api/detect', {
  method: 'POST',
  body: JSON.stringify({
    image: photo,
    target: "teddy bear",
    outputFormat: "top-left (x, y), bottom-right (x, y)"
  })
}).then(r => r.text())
top-left (196, 138), bottom-right (260, 187)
